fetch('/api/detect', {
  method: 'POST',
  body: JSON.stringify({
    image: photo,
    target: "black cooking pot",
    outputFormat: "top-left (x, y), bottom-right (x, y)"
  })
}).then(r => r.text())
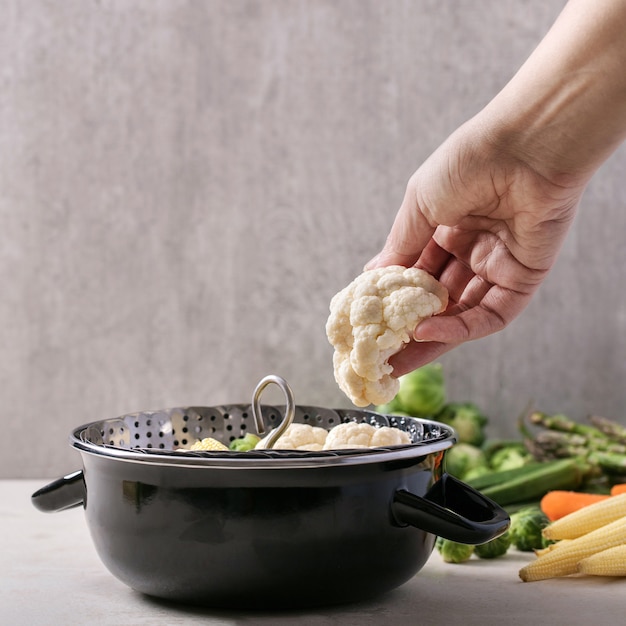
top-left (32, 379), bottom-right (509, 609)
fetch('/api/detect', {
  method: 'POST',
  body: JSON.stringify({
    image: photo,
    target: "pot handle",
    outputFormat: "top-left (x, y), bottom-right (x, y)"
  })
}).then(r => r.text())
top-left (392, 473), bottom-right (510, 544)
top-left (31, 470), bottom-right (86, 513)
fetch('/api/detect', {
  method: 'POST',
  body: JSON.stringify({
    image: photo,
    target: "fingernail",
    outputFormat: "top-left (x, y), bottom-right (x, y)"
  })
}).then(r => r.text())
top-left (413, 322), bottom-right (431, 342)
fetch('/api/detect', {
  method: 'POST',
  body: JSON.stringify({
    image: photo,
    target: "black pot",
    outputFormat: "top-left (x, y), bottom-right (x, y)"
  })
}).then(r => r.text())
top-left (32, 401), bottom-right (509, 609)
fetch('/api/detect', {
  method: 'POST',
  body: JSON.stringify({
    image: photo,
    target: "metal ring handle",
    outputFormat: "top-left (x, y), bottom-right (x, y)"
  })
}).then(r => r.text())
top-left (252, 375), bottom-right (295, 449)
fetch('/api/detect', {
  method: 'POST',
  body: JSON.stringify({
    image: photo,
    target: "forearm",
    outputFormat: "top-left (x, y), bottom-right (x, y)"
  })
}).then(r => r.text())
top-left (483, 0), bottom-right (626, 183)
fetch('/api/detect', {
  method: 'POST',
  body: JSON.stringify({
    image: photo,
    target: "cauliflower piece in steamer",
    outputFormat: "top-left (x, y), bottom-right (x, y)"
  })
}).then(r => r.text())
top-left (256, 423), bottom-right (329, 451)
top-left (323, 422), bottom-right (411, 450)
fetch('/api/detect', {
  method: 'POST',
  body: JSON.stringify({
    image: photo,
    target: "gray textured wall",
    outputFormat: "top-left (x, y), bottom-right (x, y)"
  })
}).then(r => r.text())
top-left (5, 1), bottom-right (625, 478)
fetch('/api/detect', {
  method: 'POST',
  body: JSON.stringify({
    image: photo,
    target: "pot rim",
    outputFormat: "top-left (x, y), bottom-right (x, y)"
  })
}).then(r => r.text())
top-left (70, 413), bottom-right (457, 470)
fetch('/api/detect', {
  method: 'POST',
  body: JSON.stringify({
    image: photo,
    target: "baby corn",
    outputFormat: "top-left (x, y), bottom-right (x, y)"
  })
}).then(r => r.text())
top-left (519, 515), bottom-right (626, 582)
top-left (534, 539), bottom-right (570, 557)
top-left (189, 437), bottom-right (229, 451)
top-left (542, 493), bottom-right (626, 540)
top-left (577, 544), bottom-right (626, 576)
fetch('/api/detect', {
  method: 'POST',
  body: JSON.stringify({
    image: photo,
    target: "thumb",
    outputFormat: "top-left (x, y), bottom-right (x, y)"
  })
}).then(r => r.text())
top-left (365, 182), bottom-right (436, 270)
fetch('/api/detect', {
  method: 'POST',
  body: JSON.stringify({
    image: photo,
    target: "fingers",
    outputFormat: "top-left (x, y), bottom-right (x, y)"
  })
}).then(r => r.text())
top-left (388, 340), bottom-right (456, 377)
top-left (414, 283), bottom-right (530, 343)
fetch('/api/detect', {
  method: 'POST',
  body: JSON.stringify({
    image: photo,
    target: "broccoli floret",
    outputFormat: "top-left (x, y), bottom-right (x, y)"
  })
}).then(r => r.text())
top-left (436, 537), bottom-right (475, 563)
top-left (229, 433), bottom-right (261, 452)
top-left (509, 506), bottom-right (552, 552)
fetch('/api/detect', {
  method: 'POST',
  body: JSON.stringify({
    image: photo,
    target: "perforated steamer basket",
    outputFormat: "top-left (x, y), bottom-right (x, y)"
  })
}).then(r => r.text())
top-left (33, 375), bottom-right (509, 609)
top-left (74, 376), bottom-right (446, 467)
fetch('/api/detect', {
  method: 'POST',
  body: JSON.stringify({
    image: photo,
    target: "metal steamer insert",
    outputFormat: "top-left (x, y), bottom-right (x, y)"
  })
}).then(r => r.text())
top-left (76, 374), bottom-right (444, 462)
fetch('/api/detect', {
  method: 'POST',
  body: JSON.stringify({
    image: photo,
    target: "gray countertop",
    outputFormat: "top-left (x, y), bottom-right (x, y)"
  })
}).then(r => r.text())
top-left (3, 480), bottom-right (625, 626)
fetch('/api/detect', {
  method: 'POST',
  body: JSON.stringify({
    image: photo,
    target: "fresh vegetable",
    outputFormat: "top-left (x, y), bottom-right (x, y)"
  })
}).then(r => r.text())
top-left (436, 402), bottom-right (488, 446)
top-left (534, 539), bottom-right (571, 557)
top-left (509, 506), bottom-right (552, 552)
top-left (464, 461), bottom-right (545, 491)
top-left (229, 433), bottom-right (261, 452)
top-left (577, 544), bottom-right (626, 576)
top-left (487, 444), bottom-right (533, 472)
top-left (470, 458), bottom-right (590, 507)
top-left (189, 437), bottom-right (229, 451)
top-left (610, 483), bottom-right (626, 495)
top-left (444, 443), bottom-right (489, 480)
top-left (436, 537), bottom-right (474, 563)
top-left (326, 266), bottom-right (448, 407)
top-left (521, 410), bottom-right (626, 477)
top-left (255, 421), bottom-right (411, 451)
top-left (322, 421), bottom-right (411, 449)
top-left (519, 515), bottom-right (626, 581)
top-left (482, 438), bottom-right (528, 461)
top-left (462, 465), bottom-right (492, 482)
top-left (474, 531), bottom-right (511, 559)
top-left (542, 493), bottom-right (626, 541)
top-left (588, 414), bottom-right (626, 444)
top-left (256, 423), bottom-right (329, 451)
top-left (520, 494), bottom-right (626, 581)
top-left (540, 490), bottom-right (610, 522)
top-left (528, 411), bottom-right (605, 439)
top-left (396, 364), bottom-right (447, 418)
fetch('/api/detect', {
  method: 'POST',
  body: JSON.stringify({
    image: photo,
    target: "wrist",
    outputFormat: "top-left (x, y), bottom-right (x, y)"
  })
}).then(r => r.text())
top-left (479, 0), bottom-right (626, 186)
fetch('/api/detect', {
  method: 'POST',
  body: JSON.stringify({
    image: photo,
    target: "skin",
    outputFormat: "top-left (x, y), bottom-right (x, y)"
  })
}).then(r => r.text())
top-left (366, 0), bottom-right (626, 376)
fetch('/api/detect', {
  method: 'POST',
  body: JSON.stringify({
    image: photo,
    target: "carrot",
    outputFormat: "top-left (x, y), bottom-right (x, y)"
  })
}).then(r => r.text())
top-left (540, 490), bottom-right (610, 521)
top-left (610, 483), bottom-right (626, 496)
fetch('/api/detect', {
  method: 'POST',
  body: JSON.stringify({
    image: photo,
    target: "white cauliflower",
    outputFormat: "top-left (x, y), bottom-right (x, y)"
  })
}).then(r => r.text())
top-left (322, 422), bottom-right (411, 449)
top-left (255, 423), bottom-right (328, 451)
top-left (326, 265), bottom-right (448, 407)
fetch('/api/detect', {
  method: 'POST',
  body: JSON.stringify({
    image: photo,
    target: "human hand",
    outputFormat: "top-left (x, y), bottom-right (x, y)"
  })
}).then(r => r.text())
top-left (366, 117), bottom-right (586, 375)
top-left (364, 0), bottom-right (626, 376)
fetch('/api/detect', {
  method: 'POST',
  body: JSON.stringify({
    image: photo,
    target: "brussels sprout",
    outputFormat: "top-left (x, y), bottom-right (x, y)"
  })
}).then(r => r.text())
top-left (229, 433), bottom-right (261, 452)
top-left (474, 531), bottom-right (511, 559)
top-left (462, 465), bottom-right (492, 482)
top-left (509, 506), bottom-right (552, 552)
top-left (437, 402), bottom-right (488, 447)
top-left (395, 364), bottom-right (446, 418)
top-left (445, 443), bottom-right (489, 480)
top-left (436, 537), bottom-right (475, 563)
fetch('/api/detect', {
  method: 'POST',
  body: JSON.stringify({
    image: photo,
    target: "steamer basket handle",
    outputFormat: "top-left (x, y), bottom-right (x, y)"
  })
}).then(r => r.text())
top-left (252, 375), bottom-right (295, 449)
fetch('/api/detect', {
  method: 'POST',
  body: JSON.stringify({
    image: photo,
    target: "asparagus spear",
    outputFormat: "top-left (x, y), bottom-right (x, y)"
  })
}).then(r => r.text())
top-left (529, 412), bottom-right (606, 440)
top-left (588, 415), bottom-right (626, 445)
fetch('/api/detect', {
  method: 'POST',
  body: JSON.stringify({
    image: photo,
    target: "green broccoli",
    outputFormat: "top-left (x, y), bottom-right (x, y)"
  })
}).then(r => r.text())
top-left (436, 537), bottom-right (475, 563)
top-left (509, 506), bottom-right (552, 552)
top-left (229, 433), bottom-right (261, 452)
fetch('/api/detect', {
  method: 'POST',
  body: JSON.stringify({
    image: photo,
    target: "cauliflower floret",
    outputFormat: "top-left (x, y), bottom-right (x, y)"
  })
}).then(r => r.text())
top-left (326, 266), bottom-right (448, 407)
top-left (255, 423), bottom-right (328, 451)
top-left (323, 422), bottom-right (411, 450)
